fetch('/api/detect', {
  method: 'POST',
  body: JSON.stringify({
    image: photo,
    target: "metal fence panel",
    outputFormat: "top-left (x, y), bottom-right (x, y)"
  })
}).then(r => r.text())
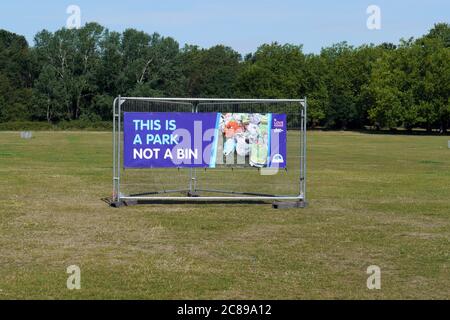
top-left (112, 97), bottom-right (307, 204)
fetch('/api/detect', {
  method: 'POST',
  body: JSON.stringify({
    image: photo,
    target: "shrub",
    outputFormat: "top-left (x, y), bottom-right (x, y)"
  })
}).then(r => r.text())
top-left (0, 121), bottom-right (112, 131)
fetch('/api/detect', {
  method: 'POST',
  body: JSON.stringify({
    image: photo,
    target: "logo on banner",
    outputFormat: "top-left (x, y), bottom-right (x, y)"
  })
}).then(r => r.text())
top-left (272, 154), bottom-right (284, 164)
top-left (273, 118), bottom-right (284, 128)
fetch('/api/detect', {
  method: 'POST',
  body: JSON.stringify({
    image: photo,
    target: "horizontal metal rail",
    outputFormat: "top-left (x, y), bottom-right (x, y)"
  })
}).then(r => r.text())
top-left (120, 97), bottom-right (305, 103)
top-left (120, 196), bottom-right (304, 201)
top-left (129, 189), bottom-right (189, 197)
top-left (195, 188), bottom-right (282, 197)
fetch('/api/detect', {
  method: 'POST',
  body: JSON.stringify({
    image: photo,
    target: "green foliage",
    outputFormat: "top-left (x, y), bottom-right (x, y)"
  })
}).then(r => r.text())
top-left (0, 22), bottom-right (449, 132)
top-left (181, 45), bottom-right (241, 97)
top-left (56, 119), bottom-right (112, 130)
top-left (0, 121), bottom-right (54, 130)
top-left (366, 24), bottom-right (450, 132)
top-left (236, 43), bottom-right (306, 98)
top-left (0, 120), bottom-right (111, 131)
top-left (0, 30), bottom-right (33, 122)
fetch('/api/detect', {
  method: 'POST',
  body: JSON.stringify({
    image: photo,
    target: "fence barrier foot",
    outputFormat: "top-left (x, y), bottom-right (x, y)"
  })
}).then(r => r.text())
top-left (110, 201), bottom-right (125, 208)
top-left (110, 199), bottom-right (138, 207)
top-left (272, 200), bottom-right (307, 209)
top-left (123, 199), bottom-right (139, 206)
top-left (187, 191), bottom-right (201, 197)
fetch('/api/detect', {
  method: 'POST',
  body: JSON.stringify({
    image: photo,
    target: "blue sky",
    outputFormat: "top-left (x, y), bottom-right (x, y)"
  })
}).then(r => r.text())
top-left (0, 0), bottom-right (448, 54)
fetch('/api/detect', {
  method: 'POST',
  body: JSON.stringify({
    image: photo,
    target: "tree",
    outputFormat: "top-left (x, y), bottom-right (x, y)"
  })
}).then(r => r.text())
top-left (236, 43), bottom-right (306, 99)
top-left (182, 45), bottom-right (241, 97)
top-left (303, 54), bottom-right (328, 127)
top-left (424, 23), bottom-right (450, 47)
top-left (0, 30), bottom-right (32, 121)
top-left (318, 42), bottom-right (386, 129)
top-left (120, 30), bottom-right (184, 97)
top-left (32, 23), bottom-right (107, 121)
top-left (418, 23), bottom-right (450, 132)
top-left (0, 22), bottom-right (448, 132)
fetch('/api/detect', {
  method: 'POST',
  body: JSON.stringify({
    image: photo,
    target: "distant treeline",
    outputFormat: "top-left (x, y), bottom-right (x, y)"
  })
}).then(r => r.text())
top-left (0, 23), bottom-right (449, 132)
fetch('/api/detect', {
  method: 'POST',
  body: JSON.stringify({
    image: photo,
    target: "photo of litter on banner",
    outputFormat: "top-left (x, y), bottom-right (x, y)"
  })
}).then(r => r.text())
top-left (216, 113), bottom-right (287, 168)
top-left (123, 112), bottom-right (287, 168)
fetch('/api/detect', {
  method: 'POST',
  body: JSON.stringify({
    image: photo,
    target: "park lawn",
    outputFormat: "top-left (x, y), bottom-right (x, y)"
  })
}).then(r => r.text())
top-left (0, 130), bottom-right (449, 299)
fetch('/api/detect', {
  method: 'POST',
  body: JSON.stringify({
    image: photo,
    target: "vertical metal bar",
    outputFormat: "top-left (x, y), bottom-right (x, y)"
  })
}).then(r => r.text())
top-left (303, 97), bottom-right (307, 202)
top-left (117, 95), bottom-right (122, 200)
top-left (193, 103), bottom-right (199, 192)
top-left (112, 97), bottom-right (117, 201)
top-left (299, 101), bottom-right (304, 198)
top-left (189, 103), bottom-right (195, 193)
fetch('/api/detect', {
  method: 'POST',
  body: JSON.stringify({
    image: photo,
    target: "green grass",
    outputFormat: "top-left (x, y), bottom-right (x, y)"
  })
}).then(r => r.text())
top-left (0, 131), bottom-right (449, 299)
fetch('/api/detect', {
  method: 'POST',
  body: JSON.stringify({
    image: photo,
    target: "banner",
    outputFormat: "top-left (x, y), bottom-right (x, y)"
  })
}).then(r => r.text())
top-left (123, 112), bottom-right (286, 168)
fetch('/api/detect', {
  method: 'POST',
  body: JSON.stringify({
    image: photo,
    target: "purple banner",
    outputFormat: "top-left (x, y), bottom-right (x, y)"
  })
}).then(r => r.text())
top-left (123, 112), bottom-right (287, 168)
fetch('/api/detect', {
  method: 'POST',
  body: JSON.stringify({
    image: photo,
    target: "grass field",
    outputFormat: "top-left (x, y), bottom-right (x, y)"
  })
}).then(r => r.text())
top-left (0, 131), bottom-right (449, 299)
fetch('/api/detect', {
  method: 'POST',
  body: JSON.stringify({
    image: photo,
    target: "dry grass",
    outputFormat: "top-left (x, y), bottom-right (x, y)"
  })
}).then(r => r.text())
top-left (0, 130), bottom-right (449, 299)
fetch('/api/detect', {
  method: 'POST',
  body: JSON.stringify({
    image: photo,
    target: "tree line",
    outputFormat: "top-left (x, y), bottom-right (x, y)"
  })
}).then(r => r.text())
top-left (0, 22), bottom-right (448, 132)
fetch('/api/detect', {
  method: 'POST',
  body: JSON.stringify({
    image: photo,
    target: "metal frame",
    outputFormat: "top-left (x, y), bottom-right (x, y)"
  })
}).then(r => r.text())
top-left (112, 97), bottom-right (307, 203)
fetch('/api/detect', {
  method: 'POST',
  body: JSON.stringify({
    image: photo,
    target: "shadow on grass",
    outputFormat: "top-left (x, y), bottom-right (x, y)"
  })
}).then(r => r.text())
top-left (102, 196), bottom-right (268, 205)
top-left (101, 197), bottom-right (305, 208)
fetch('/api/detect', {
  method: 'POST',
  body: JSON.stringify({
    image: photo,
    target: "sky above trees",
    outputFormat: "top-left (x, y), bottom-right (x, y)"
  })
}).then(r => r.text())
top-left (0, 0), bottom-right (449, 54)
